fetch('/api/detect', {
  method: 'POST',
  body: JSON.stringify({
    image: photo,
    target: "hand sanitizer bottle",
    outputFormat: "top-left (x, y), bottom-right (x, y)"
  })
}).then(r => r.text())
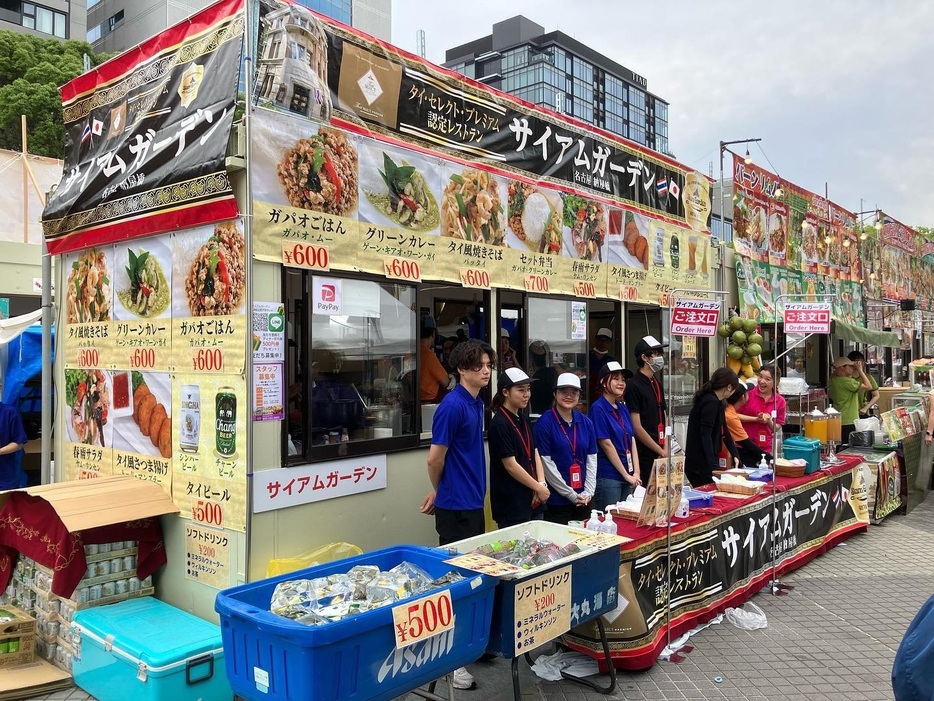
top-left (587, 509), bottom-right (603, 531)
top-left (602, 507), bottom-right (617, 534)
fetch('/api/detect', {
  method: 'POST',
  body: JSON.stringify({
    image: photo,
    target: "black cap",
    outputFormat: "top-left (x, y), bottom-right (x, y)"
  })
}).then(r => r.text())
top-left (634, 334), bottom-right (668, 359)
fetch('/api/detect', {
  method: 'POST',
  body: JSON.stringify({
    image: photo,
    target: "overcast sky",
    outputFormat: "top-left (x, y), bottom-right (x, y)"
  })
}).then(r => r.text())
top-left (390, 1), bottom-right (934, 228)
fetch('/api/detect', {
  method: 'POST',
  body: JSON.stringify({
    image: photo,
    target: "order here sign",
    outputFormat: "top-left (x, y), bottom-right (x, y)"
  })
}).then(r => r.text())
top-left (670, 299), bottom-right (721, 337)
top-left (783, 302), bottom-right (832, 334)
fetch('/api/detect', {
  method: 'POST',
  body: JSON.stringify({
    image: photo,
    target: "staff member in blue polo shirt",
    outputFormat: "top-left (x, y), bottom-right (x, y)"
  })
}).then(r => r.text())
top-left (419, 338), bottom-right (495, 691)
top-left (589, 361), bottom-right (641, 510)
top-left (535, 373), bottom-right (597, 524)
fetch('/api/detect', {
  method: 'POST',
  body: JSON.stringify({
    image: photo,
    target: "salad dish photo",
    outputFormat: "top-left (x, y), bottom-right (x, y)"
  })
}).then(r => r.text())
top-left (277, 127), bottom-right (358, 216)
top-left (563, 194), bottom-right (607, 261)
top-left (361, 151), bottom-right (439, 231)
top-left (440, 169), bottom-right (505, 245)
top-left (65, 369), bottom-right (111, 448)
top-left (506, 181), bottom-right (562, 254)
top-left (66, 249), bottom-right (111, 324)
top-left (185, 222), bottom-right (246, 317)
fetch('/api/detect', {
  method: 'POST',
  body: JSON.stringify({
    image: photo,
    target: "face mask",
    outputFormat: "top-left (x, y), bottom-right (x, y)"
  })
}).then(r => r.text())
top-left (650, 356), bottom-right (665, 372)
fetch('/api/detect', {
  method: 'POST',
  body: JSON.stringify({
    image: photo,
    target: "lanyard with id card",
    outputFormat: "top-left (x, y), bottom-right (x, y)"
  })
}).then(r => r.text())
top-left (553, 408), bottom-right (582, 489)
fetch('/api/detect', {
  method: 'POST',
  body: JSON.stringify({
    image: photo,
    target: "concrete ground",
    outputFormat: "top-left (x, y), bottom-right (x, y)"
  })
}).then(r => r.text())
top-left (25, 496), bottom-right (933, 701)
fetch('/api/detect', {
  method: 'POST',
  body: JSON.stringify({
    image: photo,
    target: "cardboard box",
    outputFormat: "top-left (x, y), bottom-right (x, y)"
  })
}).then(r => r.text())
top-left (0, 606), bottom-right (34, 636)
top-left (0, 658), bottom-right (72, 700)
top-left (0, 606), bottom-right (36, 669)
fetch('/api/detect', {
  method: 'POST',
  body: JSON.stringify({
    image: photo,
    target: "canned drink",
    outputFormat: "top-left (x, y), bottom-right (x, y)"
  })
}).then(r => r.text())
top-left (101, 581), bottom-right (115, 598)
top-left (98, 542), bottom-right (111, 554)
top-left (215, 388), bottom-right (237, 457)
top-left (97, 560), bottom-right (111, 577)
top-left (85, 544), bottom-right (99, 556)
top-left (88, 584), bottom-right (102, 601)
top-left (110, 558), bottom-right (123, 574)
top-left (114, 579), bottom-right (129, 595)
top-left (128, 577), bottom-right (140, 593)
top-left (181, 384), bottom-right (201, 453)
top-left (123, 555), bottom-right (137, 572)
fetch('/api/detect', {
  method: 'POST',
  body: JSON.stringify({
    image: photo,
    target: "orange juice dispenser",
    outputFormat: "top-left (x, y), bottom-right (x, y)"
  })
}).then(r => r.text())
top-left (825, 406), bottom-right (842, 443)
top-left (803, 408), bottom-right (828, 443)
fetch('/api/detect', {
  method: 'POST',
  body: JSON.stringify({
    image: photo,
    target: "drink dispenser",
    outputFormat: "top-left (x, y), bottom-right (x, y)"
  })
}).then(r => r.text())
top-left (825, 405), bottom-right (842, 443)
top-left (803, 408), bottom-right (828, 443)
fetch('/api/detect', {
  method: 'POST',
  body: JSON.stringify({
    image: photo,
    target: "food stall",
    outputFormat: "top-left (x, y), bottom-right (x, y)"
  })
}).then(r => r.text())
top-left (37, 0), bottom-right (716, 629)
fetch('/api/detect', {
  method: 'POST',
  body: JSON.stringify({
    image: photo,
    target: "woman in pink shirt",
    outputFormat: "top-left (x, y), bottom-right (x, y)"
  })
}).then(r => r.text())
top-left (739, 365), bottom-right (786, 453)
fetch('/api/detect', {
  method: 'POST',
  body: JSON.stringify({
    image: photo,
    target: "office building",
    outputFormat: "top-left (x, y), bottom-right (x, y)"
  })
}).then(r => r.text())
top-left (87, 0), bottom-right (390, 55)
top-left (443, 16), bottom-right (671, 156)
top-left (0, 0), bottom-right (85, 41)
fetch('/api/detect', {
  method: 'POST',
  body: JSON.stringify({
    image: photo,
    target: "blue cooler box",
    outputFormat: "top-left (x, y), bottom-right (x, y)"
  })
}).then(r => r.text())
top-left (782, 436), bottom-right (821, 474)
top-left (215, 545), bottom-right (495, 701)
top-left (72, 597), bottom-right (230, 701)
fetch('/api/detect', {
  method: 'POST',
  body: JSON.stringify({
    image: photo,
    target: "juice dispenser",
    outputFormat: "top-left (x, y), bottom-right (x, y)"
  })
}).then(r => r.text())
top-left (803, 408), bottom-right (828, 443)
top-left (825, 406), bottom-right (842, 443)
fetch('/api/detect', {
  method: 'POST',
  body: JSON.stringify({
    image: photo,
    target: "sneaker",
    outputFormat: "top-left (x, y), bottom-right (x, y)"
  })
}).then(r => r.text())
top-left (452, 666), bottom-right (477, 690)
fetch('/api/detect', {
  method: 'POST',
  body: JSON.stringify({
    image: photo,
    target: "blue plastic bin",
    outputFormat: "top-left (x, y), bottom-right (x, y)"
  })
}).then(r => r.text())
top-left (72, 597), bottom-right (230, 701)
top-left (683, 488), bottom-right (714, 508)
top-left (782, 436), bottom-right (821, 474)
top-left (215, 545), bottom-right (495, 701)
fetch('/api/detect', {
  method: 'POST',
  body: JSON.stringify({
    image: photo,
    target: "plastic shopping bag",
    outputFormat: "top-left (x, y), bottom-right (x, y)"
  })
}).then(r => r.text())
top-left (266, 542), bottom-right (363, 577)
top-left (724, 602), bottom-right (768, 630)
top-left (530, 650), bottom-right (600, 682)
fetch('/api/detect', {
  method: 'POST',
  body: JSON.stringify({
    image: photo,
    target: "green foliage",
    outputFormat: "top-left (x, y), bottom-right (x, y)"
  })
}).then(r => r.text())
top-left (0, 29), bottom-right (109, 159)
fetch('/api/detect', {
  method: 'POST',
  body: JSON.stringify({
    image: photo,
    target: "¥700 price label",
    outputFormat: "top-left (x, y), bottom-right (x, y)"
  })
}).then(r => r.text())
top-left (391, 590), bottom-right (454, 649)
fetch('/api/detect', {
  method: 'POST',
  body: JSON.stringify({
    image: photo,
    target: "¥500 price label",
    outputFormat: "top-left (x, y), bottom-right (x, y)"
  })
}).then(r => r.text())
top-left (192, 499), bottom-right (224, 527)
top-left (574, 280), bottom-right (597, 298)
top-left (383, 257), bottom-right (421, 282)
top-left (459, 267), bottom-right (491, 289)
top-left (282, 241), bottom-right (330, 271)
top-left (391, 590), bottom-right (454, 649)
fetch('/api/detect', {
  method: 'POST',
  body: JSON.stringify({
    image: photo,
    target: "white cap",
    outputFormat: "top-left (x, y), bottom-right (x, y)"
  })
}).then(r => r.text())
top-left (555, 373), bottom-right (582, 390)
top-left (596, 327), bottom-right (613, 339)
top-left (500, 327), bottom-right (511, 338)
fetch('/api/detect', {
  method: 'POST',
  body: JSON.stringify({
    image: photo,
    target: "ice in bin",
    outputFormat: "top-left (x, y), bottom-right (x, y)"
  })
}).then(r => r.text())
top-left (215, 545), bottom-right (495, 701)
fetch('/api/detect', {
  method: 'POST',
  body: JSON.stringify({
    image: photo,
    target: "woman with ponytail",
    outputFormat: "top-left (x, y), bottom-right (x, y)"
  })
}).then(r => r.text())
top-left (685, 367), bottom-right (740, 486)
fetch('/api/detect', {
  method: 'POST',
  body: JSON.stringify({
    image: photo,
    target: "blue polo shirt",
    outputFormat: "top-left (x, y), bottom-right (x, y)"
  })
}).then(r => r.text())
top-left (589, 396), bottom-right (635, 482)
top-left (0, 402), bottom-right (28, 490)
top-left (534, 407), bottom-right (597, 507)
top-left (431, 384), bottom-right (486, 511)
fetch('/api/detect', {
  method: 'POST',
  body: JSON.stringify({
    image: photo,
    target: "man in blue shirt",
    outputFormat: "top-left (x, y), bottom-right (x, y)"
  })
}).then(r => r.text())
top-left (420, 339), bottom-right (495, 544)
top-left (419, 339), bottom-right (495, 691)
top-left (0, 384), bottom-right (28, 490)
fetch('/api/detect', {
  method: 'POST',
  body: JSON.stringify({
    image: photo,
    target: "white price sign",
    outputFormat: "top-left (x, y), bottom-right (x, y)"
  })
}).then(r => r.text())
top-left (391, 590), bottom-right (455, 649)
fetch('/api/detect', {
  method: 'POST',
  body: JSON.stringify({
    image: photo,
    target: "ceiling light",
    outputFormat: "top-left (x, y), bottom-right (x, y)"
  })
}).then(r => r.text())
top-left (774, 187), bottom-right (784, 199)
top-left (874, 219), bottom-right (883, 231)
top-left (860, 232), bottom-right (867, 241)
top-left (843, 239), bottom-right (850, 248)
top-left (744, 148), bottom-right (752, 165)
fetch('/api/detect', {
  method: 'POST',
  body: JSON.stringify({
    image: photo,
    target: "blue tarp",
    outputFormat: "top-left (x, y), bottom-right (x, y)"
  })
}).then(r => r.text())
top-left (2, 323), bottom-right (53, 407)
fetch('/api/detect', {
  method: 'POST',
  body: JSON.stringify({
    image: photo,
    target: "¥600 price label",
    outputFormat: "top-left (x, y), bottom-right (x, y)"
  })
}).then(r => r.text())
top-left (191, 348), bottom-right (224, 373)
top-left (282, 242), bottom-right (330, 271)
top-left (459, 267), bottom-right (491, 289)
top-left (391, 590), bottom-right (454, 649)
top-left (383, 257), bottom-right (421, 282)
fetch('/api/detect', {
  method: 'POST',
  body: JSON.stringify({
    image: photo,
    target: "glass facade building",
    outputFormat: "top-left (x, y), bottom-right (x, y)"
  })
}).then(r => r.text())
top-left (444, 16), bottom-right (671, 156)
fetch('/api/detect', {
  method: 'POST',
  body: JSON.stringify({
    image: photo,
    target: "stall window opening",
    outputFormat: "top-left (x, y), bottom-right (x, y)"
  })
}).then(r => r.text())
top-left (284, 271), bottom-right (418, 463)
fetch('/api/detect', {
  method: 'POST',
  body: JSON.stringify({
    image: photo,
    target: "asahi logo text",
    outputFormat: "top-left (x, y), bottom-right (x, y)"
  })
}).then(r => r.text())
top-left (377, 627), bottom-right (456, 682)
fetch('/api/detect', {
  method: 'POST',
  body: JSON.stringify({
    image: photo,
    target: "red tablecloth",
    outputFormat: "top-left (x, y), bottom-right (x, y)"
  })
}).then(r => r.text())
top-left (0, 492), bottom-right (166, 598)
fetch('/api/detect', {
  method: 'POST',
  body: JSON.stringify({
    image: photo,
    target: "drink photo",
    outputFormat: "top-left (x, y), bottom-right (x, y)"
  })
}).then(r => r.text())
top-left (688, 235), bottom-right (699, 273)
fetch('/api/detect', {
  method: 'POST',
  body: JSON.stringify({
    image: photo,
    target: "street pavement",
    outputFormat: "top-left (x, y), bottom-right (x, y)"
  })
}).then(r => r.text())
top-left (25, 495), bottom-right (934, 701)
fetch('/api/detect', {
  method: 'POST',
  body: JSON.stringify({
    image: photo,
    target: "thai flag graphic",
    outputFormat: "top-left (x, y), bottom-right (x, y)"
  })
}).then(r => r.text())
top-left (669, 180), bottom-right (681, 200)
top-left (656, 177), bottom-right (668, 198)
top-left (314, 88), bottom-right (323, 105)
top-left (80, 123), bottom-right (92, 143)
top-left (831, 486), bottom-right (841, 507)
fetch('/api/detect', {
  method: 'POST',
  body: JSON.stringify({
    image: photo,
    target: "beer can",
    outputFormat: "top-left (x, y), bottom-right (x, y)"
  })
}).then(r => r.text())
top-left (180, 384), bottom-right (201, 453)
top-left (115, 578), bottom-right (129, 595)
top-left (76, 587), bottom-right (89, 604)
top-left (97, 560), bottom-right (111, 577)
top-left (128, 577), bottom-right (140, 593)
top-left (123, 555), bottom-right (137, 572)
top-left (88, 584), bottom-right (102, 601)
top-left (98, 542), bottom-right (111, 554)
top-left (215, 388), bottom-right (237, 457)
top-left (110, 557), bottom-right (123, 574)
top-left (101, 581), bottom-right (115, 598)
top-left (85, 544), bottom-right (99, 556)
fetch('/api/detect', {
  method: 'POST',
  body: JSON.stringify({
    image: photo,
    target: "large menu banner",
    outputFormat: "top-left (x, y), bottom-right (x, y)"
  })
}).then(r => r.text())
top-left (41, 0), bottom-right (243, 254)
top-left (731, 156), bottom-right (863, 324)
top-left (250, 3), bottom-right (712, 305)
top-left (61, 222), bottom-right (248, 532)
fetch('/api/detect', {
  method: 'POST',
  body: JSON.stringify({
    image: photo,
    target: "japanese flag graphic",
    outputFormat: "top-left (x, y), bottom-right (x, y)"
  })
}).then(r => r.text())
top-left (91, 118), bottom-right (104, 136)
top-left (669, 180), bottom-right (681, 201)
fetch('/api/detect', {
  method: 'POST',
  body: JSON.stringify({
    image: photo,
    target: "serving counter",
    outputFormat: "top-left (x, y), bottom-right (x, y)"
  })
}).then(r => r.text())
top-left (564, 455), bottom-right (867, 671)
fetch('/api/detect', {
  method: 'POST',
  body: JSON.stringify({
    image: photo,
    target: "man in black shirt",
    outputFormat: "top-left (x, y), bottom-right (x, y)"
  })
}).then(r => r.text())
top-left (626, 335), bottom-right (669, 484)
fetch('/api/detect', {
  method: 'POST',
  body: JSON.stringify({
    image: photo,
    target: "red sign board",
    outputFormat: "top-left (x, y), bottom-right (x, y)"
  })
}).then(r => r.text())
top-left (670, 299), bottom-right (721, 337)
top-left (783, 302), bottom-right (832, 334)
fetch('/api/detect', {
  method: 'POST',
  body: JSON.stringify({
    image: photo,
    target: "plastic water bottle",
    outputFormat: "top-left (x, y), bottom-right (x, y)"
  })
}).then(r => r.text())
top-left (586, 509), bottom-right (603, 531)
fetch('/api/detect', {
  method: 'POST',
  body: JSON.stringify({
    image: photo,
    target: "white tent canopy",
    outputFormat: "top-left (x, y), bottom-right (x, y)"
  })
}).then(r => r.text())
top-left (0, 309), bottom-right (42, 346)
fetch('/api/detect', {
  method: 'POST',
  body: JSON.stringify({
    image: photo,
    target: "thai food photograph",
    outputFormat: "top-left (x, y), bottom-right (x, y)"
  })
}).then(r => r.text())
top-left (440, 168), bottom-right (505, 245)
top-left (506, 180), bottom-right (562, 254)
top-left (769, 212), bottom-right (787, 258)
top-left (562, 193), bottom-right (607, 261)
top-left (607, 208), bottom-right (649, 269)
top-left (277, 126), bottom-right (358, 216)
top-left (113, 371), bottom-right (172, 460)
top-left (66, 248), bottom-right (111, 324)
top-left (360, 150), bottom-right (440, 232)
top-left (801, 221), bottom-right (819, 263)
top-left (184, 221), bottom-right (246, 317)
top-left (115, 241), bottom-right (170, 319)
top-left (65, 369), bottom-right (111, 448)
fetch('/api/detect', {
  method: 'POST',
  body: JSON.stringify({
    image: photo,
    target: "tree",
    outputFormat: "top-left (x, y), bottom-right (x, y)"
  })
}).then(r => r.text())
top-left (0, 30), bottom-right (110, 159)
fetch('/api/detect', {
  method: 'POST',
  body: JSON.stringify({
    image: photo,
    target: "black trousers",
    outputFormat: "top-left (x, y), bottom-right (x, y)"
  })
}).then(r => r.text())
top-left (435, 507), bottom-right (485, 546)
